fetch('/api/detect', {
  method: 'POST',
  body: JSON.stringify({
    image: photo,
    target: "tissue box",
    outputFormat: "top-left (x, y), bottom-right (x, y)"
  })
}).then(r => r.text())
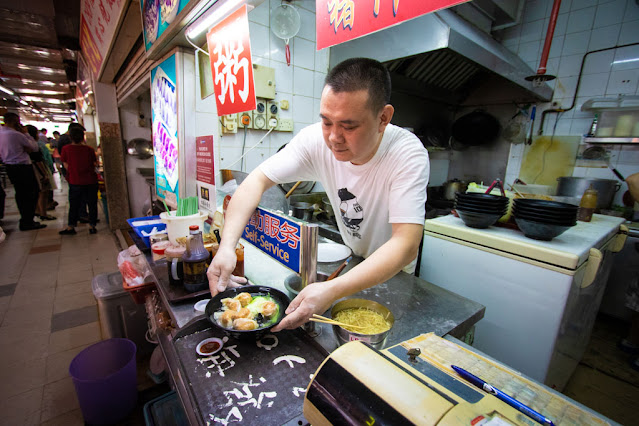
top-left (127, 216), bottom-right (167, 247)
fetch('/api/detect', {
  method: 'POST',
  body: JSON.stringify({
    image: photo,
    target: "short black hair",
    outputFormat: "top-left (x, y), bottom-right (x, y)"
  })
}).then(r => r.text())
top-left (324, 57), bottom-right (391, 113)
top-left (69, 127), bottom-right (85, 143)
top-left (3, 112), bottom-right (19, 126)
top-left (68, 122), bottom-right (85, 132)
top-left (25, 124), bottom-right (38, 140)
top-left (40, 128), bottom-right (47, 133)
top-left (53, 131), bottom-right (60, 136)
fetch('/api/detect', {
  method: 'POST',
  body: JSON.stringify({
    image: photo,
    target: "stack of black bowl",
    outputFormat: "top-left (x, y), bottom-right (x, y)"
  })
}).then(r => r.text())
top-left (512, 199), bottom-right (578, 241)
top-left (454, 193), bottom-right (509, 228)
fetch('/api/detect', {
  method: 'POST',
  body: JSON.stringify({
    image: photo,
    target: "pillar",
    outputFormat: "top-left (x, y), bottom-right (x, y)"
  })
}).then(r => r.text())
top-left (93, 81), bottom-right (130, 230)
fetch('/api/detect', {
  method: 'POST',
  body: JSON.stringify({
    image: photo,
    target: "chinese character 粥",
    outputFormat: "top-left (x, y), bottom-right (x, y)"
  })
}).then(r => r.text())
top-left (212, 36), bottom-right (250, 105)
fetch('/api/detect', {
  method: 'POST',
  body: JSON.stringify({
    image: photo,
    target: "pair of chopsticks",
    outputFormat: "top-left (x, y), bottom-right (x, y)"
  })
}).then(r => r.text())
top-left (309, 314), bottom-right (365, 329)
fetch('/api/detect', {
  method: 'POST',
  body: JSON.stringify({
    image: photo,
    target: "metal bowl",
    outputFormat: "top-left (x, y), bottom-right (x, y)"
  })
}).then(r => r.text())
top-left (284, 272), bottom-right (328, 298)
top-left (205, 286), bottom-right (290, 341)
top-left (330, 299), bottom-right (394, 350)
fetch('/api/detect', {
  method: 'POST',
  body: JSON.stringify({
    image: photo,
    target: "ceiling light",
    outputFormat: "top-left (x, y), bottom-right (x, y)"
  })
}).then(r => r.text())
top-left (19, 99), bottom-right (28, 105)
top-left (0, 84), bottom-right (14, 96)
top-left (612, 57), bottom-right (639, 65)
top-left (185, 0), bottom-right (252, 39)
top-left (17, 88), bottom-right (68, 95)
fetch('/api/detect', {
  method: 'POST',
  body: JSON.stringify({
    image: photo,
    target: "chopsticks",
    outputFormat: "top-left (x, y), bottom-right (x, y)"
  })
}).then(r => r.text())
top-left (309, 314), bottom-right (366, 329)
top-left (327, 256), bottom-right (352, 281)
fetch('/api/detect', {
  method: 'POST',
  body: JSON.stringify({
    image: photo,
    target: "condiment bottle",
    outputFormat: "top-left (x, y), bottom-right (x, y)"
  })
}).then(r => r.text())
top-left (182, 225), bottom-right (210, 292)
top-left (577, 185), bottom-right (598, 222)
top-left (165, 244), bottom-right (186, 286)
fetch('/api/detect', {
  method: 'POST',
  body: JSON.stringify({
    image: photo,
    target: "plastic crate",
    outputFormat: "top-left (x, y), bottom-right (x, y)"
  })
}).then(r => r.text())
top-left (127, 216), bottom-right (166, 247)
top-left (122, 279), bottom-right (156, 304)
top-left (143, 391), bottom-right (188, 426)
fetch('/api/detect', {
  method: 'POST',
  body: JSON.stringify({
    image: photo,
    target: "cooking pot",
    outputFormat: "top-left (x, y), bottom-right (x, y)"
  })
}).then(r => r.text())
top-left (291, 202), bottom-right (314, 221)
top-left (451, 110), bottom-right (500, 146)
top-left (443, 179), bottom-right (468, 200)
top-left (556, 177), bottom-right (621, 210)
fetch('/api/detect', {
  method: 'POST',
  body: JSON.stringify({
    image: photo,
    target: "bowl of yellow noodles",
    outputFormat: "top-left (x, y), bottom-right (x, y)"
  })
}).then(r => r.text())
top-left (330, 299), bottom-right (394, 349)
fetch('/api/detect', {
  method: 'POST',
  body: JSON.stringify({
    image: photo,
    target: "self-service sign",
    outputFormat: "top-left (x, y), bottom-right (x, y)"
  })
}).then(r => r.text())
top-left (206, 4), bottom-right (256, 115)
top-left (242, 207), bottom-right (302, 273)
top-left (316, 0), bottom-right (469, 50)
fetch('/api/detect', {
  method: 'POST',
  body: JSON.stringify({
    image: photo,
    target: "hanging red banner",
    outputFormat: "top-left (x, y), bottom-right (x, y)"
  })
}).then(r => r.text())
top-left (206, 4), bottom-right (256, 116)
top-left (316, 0), bottom-right (469, 50)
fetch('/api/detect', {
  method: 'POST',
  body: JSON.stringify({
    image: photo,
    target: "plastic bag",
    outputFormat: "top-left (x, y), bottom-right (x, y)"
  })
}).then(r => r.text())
top-left (117, 245), bottom-right (152, 286)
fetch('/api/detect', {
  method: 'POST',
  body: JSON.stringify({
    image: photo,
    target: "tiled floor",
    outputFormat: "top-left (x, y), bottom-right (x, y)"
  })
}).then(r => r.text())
top-left (1, 175), bottom-right (639, 425)
top-left (0, 174), bottom-right (118, 425)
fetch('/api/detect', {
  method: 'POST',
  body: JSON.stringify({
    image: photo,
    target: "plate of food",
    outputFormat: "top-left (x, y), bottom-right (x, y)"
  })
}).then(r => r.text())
top-left (205, 286), bottom-right (290, 340)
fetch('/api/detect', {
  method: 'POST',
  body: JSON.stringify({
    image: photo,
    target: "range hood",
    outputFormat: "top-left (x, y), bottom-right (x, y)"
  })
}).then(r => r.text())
top-left (329, 9), bottom-right (553, 104)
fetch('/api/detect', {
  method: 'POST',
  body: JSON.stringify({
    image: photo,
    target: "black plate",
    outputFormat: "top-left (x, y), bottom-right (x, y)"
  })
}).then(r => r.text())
top-left (512, 205), bottom-right (578, 220)
top-left (205, 286), bottom-right (290, 341)
top-left (513, 211), bottom-right (577, 226)
top-left (456, 193), bottom-right (510, 203)
top-left (454, 198), bottom-right (509, 208)
top-left (455, 204), bottom-right (507, 215)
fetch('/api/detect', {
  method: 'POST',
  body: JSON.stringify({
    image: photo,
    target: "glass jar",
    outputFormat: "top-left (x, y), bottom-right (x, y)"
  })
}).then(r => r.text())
top-left (150, 233), bottom-right (170, 262)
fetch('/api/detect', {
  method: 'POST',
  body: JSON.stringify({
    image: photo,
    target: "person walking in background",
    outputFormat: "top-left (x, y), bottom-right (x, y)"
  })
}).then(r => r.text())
top-left (0, 113), bottom-right (45, 231)
top-left (25, 125), bottom-right (56, 221)
top-left (35, 127), bottom-right (58, 210)
top-left (59, 126), bottom-right (98, 235)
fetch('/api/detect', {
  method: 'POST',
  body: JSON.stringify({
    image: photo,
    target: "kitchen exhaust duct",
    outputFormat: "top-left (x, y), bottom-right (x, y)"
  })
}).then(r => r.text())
top-left (329, 9), bottom-right (553, 104)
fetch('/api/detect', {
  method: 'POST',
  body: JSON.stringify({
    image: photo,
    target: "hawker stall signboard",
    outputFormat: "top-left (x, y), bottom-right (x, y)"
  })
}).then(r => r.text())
top-left (206, 5), bottom-right (257, 116)
top-left (196, 135), bottom-right (216, 213)
top-left (316, 0), bottom-right (469, 50)
top-left (151, 54), bottom-right (179, 207)
top-left (80, 0), bottom-right (125, 77)
top-left (141, 0), bottom-right (194, 51)
top-left (242, 208), bottom-right (302, 273)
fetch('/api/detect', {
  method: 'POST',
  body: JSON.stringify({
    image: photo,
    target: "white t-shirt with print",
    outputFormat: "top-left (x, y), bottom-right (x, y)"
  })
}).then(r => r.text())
top-left (260, 123), bottom-right (429, 271)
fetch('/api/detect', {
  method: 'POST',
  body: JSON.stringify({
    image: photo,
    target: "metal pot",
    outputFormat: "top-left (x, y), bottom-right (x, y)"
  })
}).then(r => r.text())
top-left (556, 177), bottom-right (621, 209)
top-left (291, 202), bottom-right (314, 221)
top-left (443, 179), bottom-right (468, 200)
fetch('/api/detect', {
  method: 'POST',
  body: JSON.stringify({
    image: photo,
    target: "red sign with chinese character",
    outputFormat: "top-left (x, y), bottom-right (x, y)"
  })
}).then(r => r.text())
top-left (206, 4), bottom-right (256, 116)
top-left (79, 0), bottom-right (124, 77)
top-left (196, 135), bottom-right (215, 185)
top-left (316, 0), bottom-right (469, 50)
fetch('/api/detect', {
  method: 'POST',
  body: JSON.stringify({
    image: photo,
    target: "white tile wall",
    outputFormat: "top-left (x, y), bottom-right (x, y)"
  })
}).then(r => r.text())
top-left (293, 37), bottom-right (315, 69)
top-left (498, 0), bottom-right (639, 185)
top-left (313, 71), bottom-right (326, 99)
top-left (297, 7), bottom-right (317, 42)
top-left (292, 95), bottom-right (315, 124)
top-left (249, 22), bottom-right (270, 59)
top-left (249, 1), bottom-right (269, 25)
top-left (293, 66), bottom-right (314, 97)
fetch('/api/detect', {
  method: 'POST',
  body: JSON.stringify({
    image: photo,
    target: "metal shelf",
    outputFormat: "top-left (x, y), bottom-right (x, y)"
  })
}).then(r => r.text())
top-left (582, 137), bottom-right (639, 144)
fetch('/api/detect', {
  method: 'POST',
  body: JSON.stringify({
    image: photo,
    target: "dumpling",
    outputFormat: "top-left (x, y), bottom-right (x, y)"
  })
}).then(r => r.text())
top-left (233, 318), bottom-right (257, 330)
top-left (235, 292), bottom-right (252, 307)
top-left (219, 310), bottom-right (235, 328)
top-left (235, 308), bottom-right (252, 319)
top-left (261, 301), bottom-right (277, 317)
top-left (221, 298), bottom-right (241, 311)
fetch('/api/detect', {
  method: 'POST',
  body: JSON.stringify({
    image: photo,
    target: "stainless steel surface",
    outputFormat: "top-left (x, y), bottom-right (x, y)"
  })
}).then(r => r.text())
top-left (126, 138), bottom-right (153, 159)
top-left (300, 224), bottom-right (318, 292)
top-left (330, 298), bottom-right (394, 350)
top-left (220, 169), bottom-right (289, 213)
top-left (582, 137), bottom-right (639, 144)
top-left (329, 9), bottom-right (552, 102)
top-left (556, 177), bottom-right (621, 209)
top-left (291, 202), bottom-right (314, 221)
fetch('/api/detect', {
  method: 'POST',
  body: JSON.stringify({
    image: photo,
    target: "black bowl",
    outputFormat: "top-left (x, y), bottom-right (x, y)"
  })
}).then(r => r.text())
top-left (512, 207), bottom-right (577, 225)
top-left (454, 198), bottom-right (509, 209)
top-left (456, 193), bottom-right (510, 204)
top-left (454, 203), bottom-right (507, 215)
top-left (513, 199), bottom-right (578, 212)
top-left (512, 203), bottom-right (578, 216)
top-left (515, 217), bottom-right (573, 241)
top-left (205, 285), bottom-right (290, 341)
top-left (457, 209), bottom-right (502, 228)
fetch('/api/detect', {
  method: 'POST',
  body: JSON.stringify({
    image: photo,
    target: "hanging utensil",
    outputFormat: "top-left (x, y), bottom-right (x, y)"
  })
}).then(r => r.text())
top-left (271, 2), bottom-right (301, 66)
top-left (526, 105), bottom-right (536, 145)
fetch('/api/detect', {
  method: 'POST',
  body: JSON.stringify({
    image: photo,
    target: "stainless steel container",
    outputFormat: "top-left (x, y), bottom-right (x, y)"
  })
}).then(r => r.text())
top-left (330, 299), bottom-right (394, 350)
top-left (556, 177), bottom-right (621, 209)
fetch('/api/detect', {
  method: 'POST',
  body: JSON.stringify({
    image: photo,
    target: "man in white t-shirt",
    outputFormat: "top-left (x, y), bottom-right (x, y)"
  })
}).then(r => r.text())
top-left (207, 58), bottom-right (430, 331)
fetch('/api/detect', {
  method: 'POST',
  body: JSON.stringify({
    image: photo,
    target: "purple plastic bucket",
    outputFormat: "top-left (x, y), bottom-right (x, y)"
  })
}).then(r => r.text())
top-left (69, 338), bottom-right (138, 424)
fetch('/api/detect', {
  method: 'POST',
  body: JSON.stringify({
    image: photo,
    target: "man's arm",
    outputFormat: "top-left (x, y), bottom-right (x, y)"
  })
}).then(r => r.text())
top-left (272, 222), bottom-right (424, 331)
top-left (207, 168), bottom-right (277, 295)
top-left (626, 172), bottom-right (639, 202)
top-left (21, 134), bottom-right (39, 153)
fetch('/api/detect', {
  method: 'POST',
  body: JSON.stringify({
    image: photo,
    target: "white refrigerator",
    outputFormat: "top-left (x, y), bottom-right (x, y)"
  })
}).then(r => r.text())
top-left (419, 214), bottom-right (627, 390)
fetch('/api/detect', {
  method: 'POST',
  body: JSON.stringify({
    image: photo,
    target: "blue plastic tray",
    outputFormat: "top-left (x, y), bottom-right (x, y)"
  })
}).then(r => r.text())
top-left (143, 391), bottom-right (188, 426)
top-left (126, 216), bottom-right (166, 247)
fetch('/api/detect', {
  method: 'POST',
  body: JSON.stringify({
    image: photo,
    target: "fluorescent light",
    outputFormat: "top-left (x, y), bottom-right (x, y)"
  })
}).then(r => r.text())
top-left (19, 99), bottom-right (28, 105)
top-left (185, 0), bottom-right (251, 39)
top-left (0, 84), bottom-right (14, 96)
top-left (612, 57), bottom-right (639, 65)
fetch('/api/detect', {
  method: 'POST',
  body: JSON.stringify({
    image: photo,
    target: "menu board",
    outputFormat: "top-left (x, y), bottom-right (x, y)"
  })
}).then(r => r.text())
top-left (196, 135), bottom-right (215, 213)
top-left (141, 0), bottom-right (193, 51)
top-left (151, 54), bottom-right (179, 206)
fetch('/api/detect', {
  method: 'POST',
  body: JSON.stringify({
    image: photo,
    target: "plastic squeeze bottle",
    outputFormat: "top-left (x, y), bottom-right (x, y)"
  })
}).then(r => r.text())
top-left (182, 225), bottom-right (210, 292)
top-left (577, 185), bottom-right (598, 222)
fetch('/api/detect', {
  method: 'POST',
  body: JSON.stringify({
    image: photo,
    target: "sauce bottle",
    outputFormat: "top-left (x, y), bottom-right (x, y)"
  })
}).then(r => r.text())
top-left (577, 185), bottom-right (598, 222)
top-left (182, 225), bottom-right (209, 292)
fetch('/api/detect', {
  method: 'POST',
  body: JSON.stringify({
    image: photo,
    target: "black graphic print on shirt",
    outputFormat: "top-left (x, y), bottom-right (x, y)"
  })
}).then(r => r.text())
top-left (338, 188), bottom-right (363, 240)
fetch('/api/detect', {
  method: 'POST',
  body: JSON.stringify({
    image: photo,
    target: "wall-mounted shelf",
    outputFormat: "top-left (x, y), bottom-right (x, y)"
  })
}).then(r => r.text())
top-left (582, 137), bottom-right (639, 144)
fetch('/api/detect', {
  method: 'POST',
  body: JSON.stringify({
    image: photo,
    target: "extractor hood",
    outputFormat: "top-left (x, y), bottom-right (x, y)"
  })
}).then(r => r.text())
top-left (329, 9), bottom-right (553, 104)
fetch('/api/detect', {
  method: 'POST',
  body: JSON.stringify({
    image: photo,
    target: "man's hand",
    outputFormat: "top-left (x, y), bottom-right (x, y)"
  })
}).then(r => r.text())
top-left (207, 246), bottom-right (247, 296)
top-left (271, 281), bottom-right (338, 331)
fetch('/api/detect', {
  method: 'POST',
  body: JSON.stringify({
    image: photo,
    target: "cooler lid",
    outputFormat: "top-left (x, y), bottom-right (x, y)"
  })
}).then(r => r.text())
top-left (91, 271), bottom-right (126, 299)
top-left (424, 214), bottom-right (625, 270)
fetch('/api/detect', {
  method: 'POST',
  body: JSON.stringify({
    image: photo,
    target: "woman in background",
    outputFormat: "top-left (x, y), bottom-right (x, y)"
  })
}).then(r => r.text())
top-left (25, 125), bottom-right (55, 221)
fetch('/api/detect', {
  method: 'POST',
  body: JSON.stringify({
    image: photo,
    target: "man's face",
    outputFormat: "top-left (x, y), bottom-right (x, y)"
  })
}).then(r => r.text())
top-left (319, 87), bottom-right (391, 165)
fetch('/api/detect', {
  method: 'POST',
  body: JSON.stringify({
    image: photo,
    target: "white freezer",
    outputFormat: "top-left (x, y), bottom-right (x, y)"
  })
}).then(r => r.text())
top-left (419, 214), bottom-right (627, 390)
